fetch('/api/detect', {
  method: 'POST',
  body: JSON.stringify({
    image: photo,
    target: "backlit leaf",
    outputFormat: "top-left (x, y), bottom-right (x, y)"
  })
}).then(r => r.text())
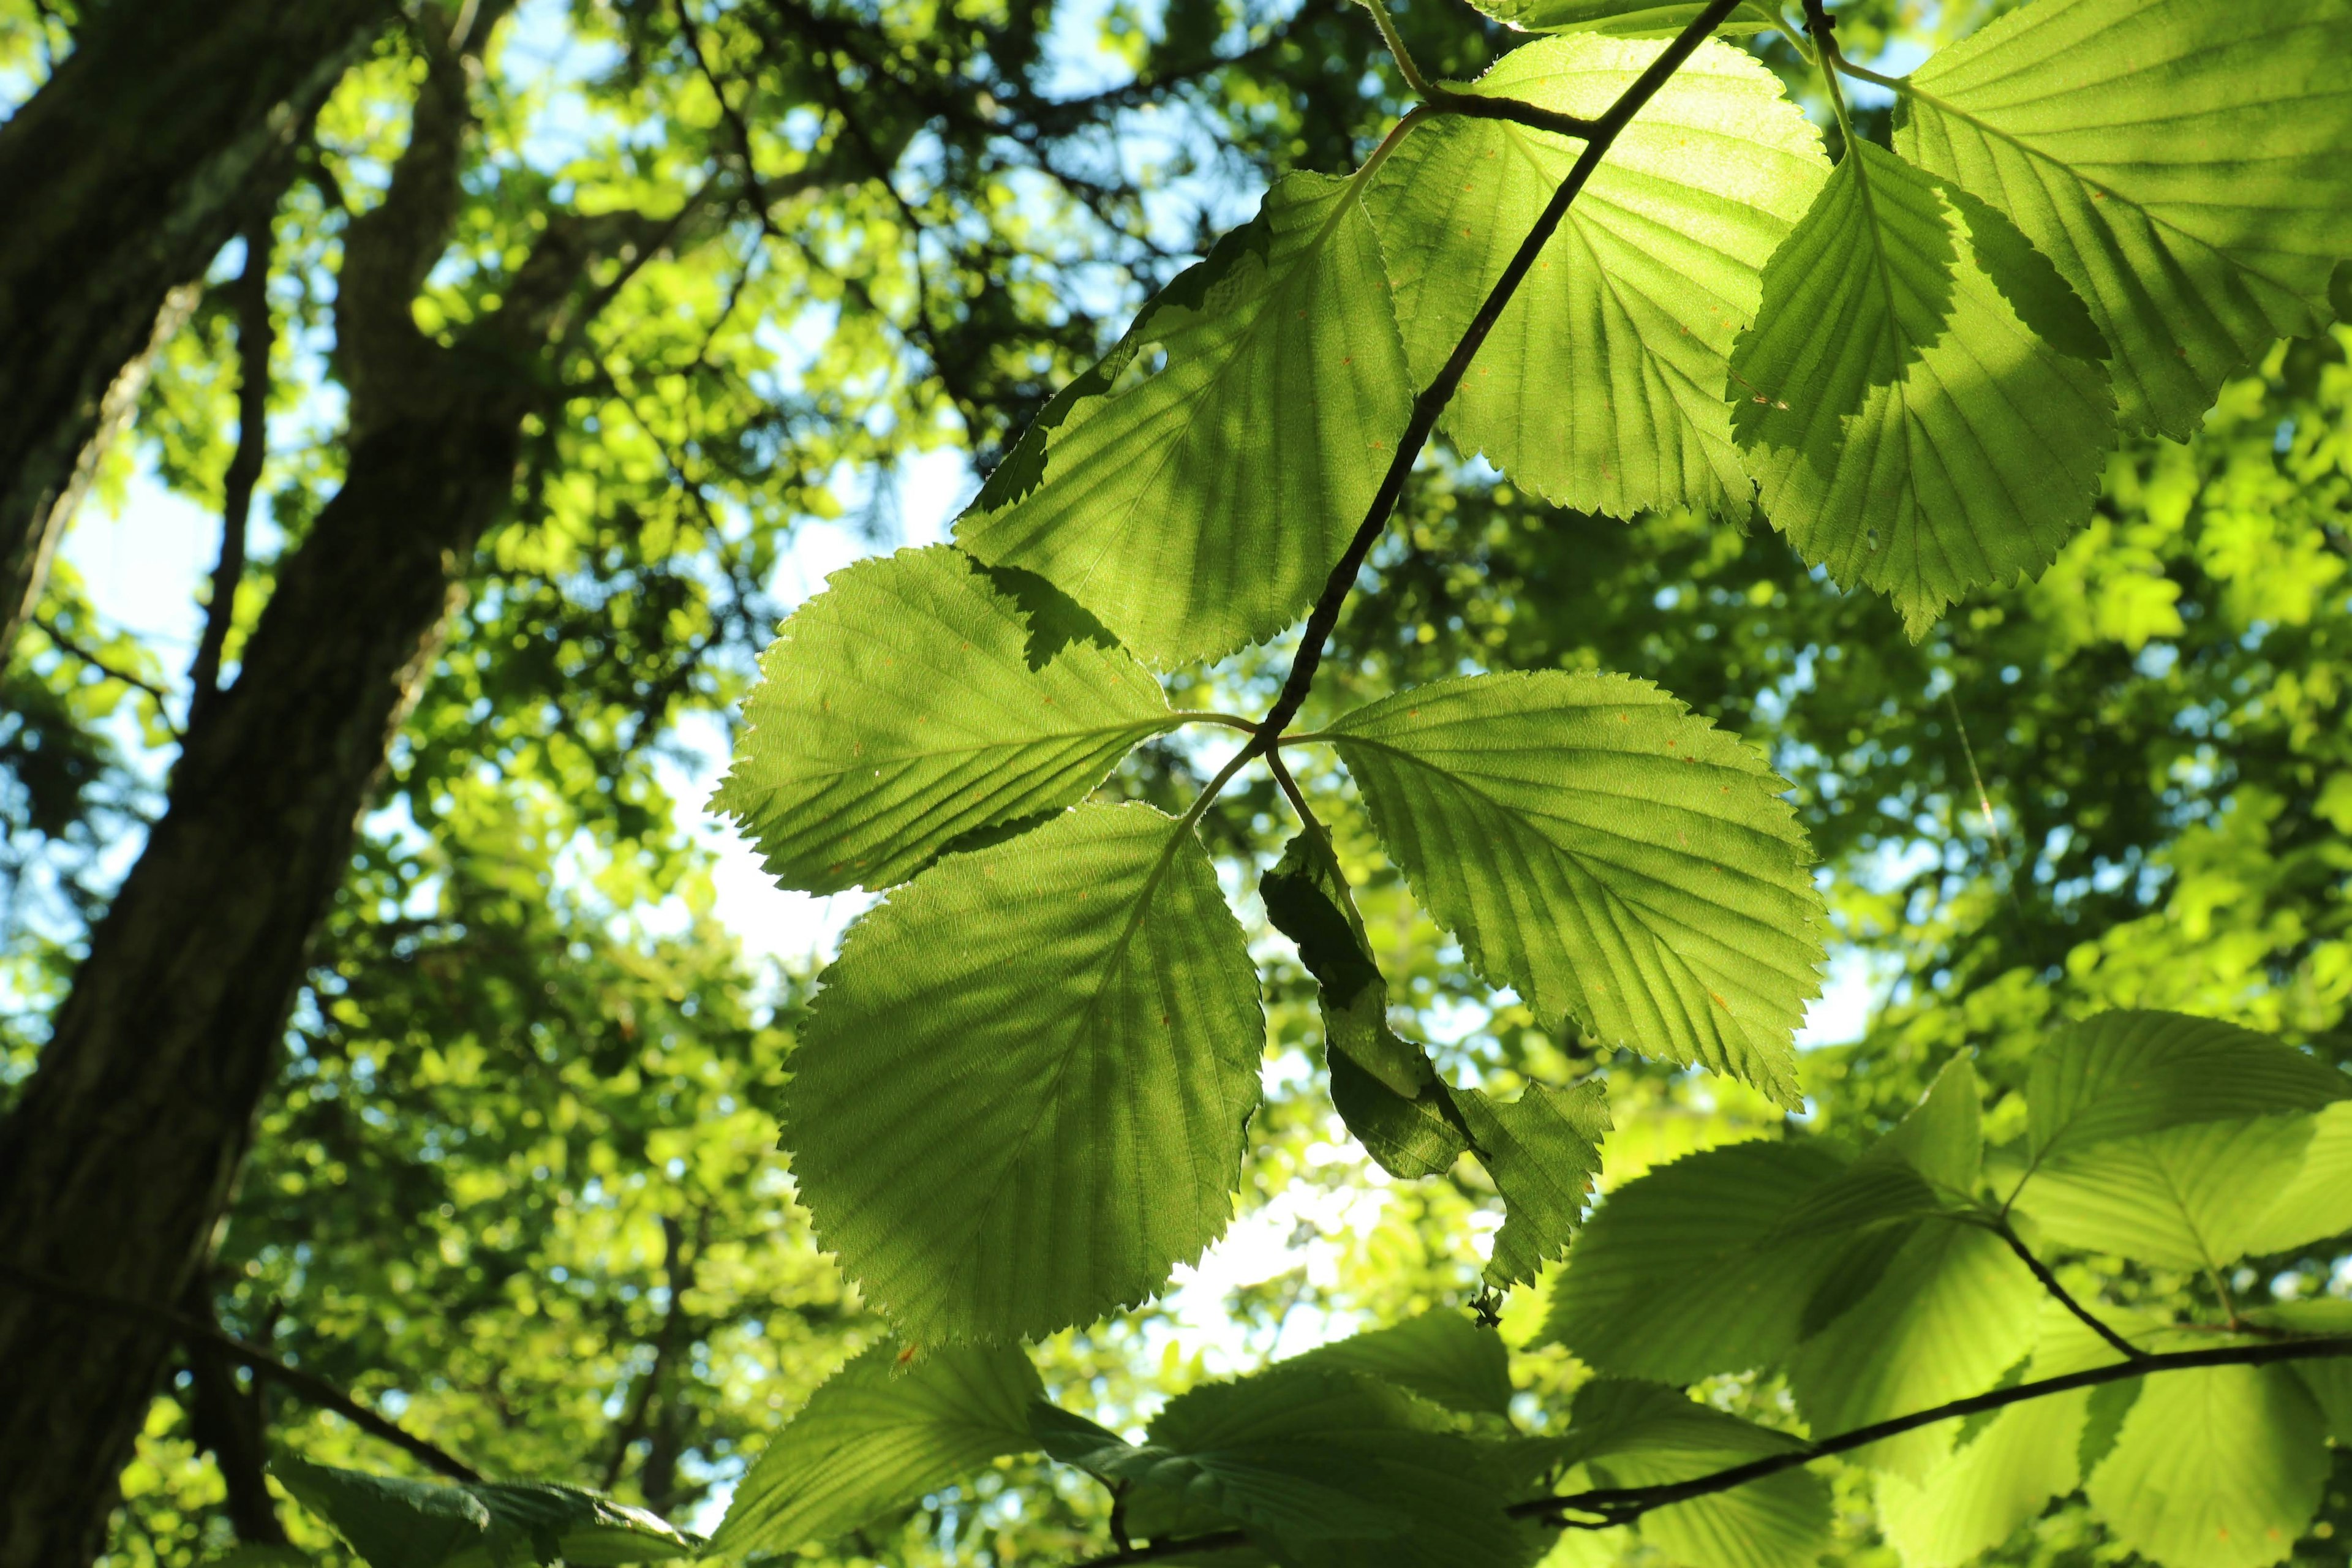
top-left (1366, 36), bottom-right (1825, 519)
top-left (1896, 0), bottom-right (2352, 436)
top-left (1728, 138), bottom-right (2116, 636)
top-left (710, 1344), bottom-right (1041, 1557)
top-left (712, 546), bottom-right (1175, 893)
top-left (1563, 1381), bottom-right (1830, 1568)
top-left (2085, 1360), bottom-right (2328, 1568)
top-left (1465, 1), bottom-right (1781, 33)
top-left (1294, 1310), bottom-right (1515, 1419)
top-left (1321, 671), bottom-right (1823, 1104)
top-left (271, 1458), bottom-right (694, 1568)
top-left (956, 172), bottom-right (1412, 666)
top-left (783, 803), bottom-right (1264, 1341)
top-left (2013, 1114), bottom-right (2313, 1272)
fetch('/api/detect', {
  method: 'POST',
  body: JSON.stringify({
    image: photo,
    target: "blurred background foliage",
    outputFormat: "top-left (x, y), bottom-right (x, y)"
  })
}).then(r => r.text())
top-left (0, 0), bottom-right (2346, 1562)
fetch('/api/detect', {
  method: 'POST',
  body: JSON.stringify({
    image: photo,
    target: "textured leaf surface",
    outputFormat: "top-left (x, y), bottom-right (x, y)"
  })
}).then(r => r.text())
top-left (2014, 1114), bottom-right (2313, 1271)
top-left (956, 172), bottom-right (1412, 665)
top-left (2021, 1011), bottom-right (2348, 1178)
top-left (1457, 1079), bottom-right (1610, 1286)
top-left (710, 1344), bottom-right (1041, 1556)
top-left (1545, 1139), bottom-right (1852, 1381)
top-left (2236, 1101), bottom-right (2352, 1257)
top-left (784, 804), bottom-right (1264, 1341)
top-left (1789, 1221), bottom-right (2041, 1477)
top-left (1125, 1368), bottom-right (1539, 1568)
top-left (2085, 1363), bottom-right (2328, 1568)
top-left (712, 546), bottom-right (1175, 893)
top-left (1293, 1310), bottom-right (1515, 1418)
top-left (1562, 1381), bottom-right (1831, 1568)
top-left (1728, 138), bottom-right (2115, 635)
top-left (1367, 37), bottom-right (1825, 518)
top-left (2255, 1303), bottom-right (2352, 1446)
top-left (1874, 1303), bottom-right (2149, 1568)
top-left (1464, 0), bottom-right (1780, 33)
top-left (1897, 0), bottom-right (2352, 436)
top-left (273, 1458), bottom-right (694, 1568)
top-left (1322, 671), bottom-right (1823, 1103)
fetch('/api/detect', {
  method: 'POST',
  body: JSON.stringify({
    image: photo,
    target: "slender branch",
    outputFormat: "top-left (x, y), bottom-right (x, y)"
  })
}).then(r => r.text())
top-left (1355, 0), bottom-right (1436, 98)
top-left (1526, 1335), bottom-right (2352, 1526)
top-left (0, 1261), bottom-right (483, 1485)
top-left (192, 211), bottom-right (276, 721)
top-left (1265, 750), bottom-right (1329, 849)
top-left (1985, 1218), bottom-right (2147, 1363)
top-left (1248, 0), bottom-right (1747, 752)
top-left (34, 616), bottom-right (185, 739)
top-left (1171, 709), bottom-right (1260, 734)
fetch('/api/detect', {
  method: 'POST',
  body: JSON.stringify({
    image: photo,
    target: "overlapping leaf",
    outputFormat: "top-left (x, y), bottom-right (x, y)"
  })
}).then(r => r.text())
top-left (712, 546), bottom-right (1175, 893)
top-left (1261, 828), bottom-right (1607, 1283)
top-left (1367, 36), bottom-right (1826, 518)
top-left (1319, 671), bottom-right (1823, 1104)
top-left (2085, 1360), bottom-right (2329, 1568)
top-left (783, 803), bottom-right (1265, 1342)
top-left (272, 1457), bottom-right (693, 1568)
top-left (956, 172), bottom-right (1412, 666)
top-left (1896, 0), bottom-right (2352, 437)
top-left (1292, 1309), bottom-right (1515, 1419)
top-left (2014, 1114), bottom-right (2317, 1272)
top-left (1728, 138), bottom-right (2116, 635)
top-left (710, 1344), bottom-right (1042, 1556)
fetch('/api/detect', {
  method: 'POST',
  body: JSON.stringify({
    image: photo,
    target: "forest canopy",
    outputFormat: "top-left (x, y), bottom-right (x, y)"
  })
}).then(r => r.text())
top-left (0, 1), bottom-right (2350, 1567)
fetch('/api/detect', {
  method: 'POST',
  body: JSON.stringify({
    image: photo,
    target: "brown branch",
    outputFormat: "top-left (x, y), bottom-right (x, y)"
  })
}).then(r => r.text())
top-left (1986, 1216), bottom-right (2147, 1364)
top-left (191, 211), bottom-right (276, 720)
top-left (1247, 0), bottom-right (1748, 750)
top-left (0, 1260), bottom-right (483, 1485)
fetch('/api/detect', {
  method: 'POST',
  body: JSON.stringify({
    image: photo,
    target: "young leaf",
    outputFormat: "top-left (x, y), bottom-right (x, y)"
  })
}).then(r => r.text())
top-left (1260, 828), bottom-right (1606, 1281)
top-left (783, 802), bottom-right (1265, 1342)
top-left (711, 1345), bottom-right (1039, 1556)
top-left (1874, 1302), bottom-right (2157, 1568)
top-left (1896, 0), bottom-right (2352, 437)
top-left (712, 546), bottom-right (1177, 893)
top-left (956, 172), bottom-right (1413, 666)
top-left (1544, 1139), bottom-right (1856, 1381)
top-left (1727, 139), bottom-right (2116, 636)
top-left (2084, 1362), bottom-right (2329, 1568)
top-left (271, 1457), bottom-right (694, 1568)
top-left (1463, 0), bottom-right (1781, 33)
top-left (1292, 1310), bottom-right (1515, 1419)
top-left (1367, 36), bottom-right (1826, 519)
top-left (1787, 1219), bottom-right (2042, 1477)
top-left (2021, 1011), bottom-right (2349, 1179)
top-left (1319, 671), bottom-right (1823, 1104)
top-left (1562, 1381), bottom-right (1831, 1568)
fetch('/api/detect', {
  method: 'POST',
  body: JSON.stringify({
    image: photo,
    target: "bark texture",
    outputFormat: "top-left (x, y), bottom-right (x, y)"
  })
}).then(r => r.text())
top-left (0, 0), bottom-right (393, 660)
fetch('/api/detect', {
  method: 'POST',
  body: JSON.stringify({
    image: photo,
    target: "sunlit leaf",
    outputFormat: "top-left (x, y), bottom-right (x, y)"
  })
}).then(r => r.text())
top-left (1463, 1), bottom-right (1781, 33)
top-left (2085, 1360), bottom-right (2329, 1568)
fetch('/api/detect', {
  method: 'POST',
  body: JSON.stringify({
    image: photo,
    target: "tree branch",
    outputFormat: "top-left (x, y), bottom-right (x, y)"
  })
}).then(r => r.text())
top-left (191, 209), bottom-right (276, 720)
top-left (0, 1260), bottom-right (483, 1485)
top-left (1524, 1334), bottom-right (2352, 1526)
top-left (1986, 1216), bottom-right (2147, 1364)
top-left (1246, 0), bottom-right (1747, 752)
top-left (34, 615), bottom-right (185, 740)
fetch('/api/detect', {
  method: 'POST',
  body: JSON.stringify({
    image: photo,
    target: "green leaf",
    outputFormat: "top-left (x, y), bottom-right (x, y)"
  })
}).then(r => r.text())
top-left (711, 546), bottom-right (1175, 894)
top-left (1873, 1302), bottom-right (2155, 1568)
top-left (1562, 1381), bottom-right (1830, 1568)
top-left (1321, 670), bottom-right (1823, 1104)
top-left (2084, 1362), bottom-right (2329, 1568)
top-left (1292, 1309), bottom-right (1516, 1419)
top-left (1259, 829), bottom-right (1605, 1280)
top-left (1124, 1367), bottom-right (1541, 1568)
top-left (1545, 1139), bottom-right (1854, 1381)
top-left (2013, 1114), bottom-right (2315, 1272)
top-left (1727, 138), bottom-right (2116, 636)
top-left (710, 1343), bottom-right (1041, 1556)
top-left (2022, 1011), bottom-right (2348, 1177)
top-left (2236, 1101), bottom-right (2352, 1257)
top-left (956, 171), bottom-right (1413, 666)
top-left (1457, 1077), bottom-right (1610, 1287)
top-left (1788, 1219), bottom-right (2041, 1477)
top-left (1366, 36), bottom-right (1826, 519)
top-left (783, 802), bottom-right (1265, 1342)
top-left (271, 1458), bottom-right (694, 1568)
top-left (1895, 0), bottom-right (2352, 437)
top-left (1464, 0), bottom-right (1781, 33)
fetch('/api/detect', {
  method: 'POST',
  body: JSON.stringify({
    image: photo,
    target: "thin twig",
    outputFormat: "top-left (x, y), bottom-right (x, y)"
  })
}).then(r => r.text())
top-left (0, 1261), bottom-right (483, 1484)
top-left (1246, 0), bottom-right (1747, 754)
top-left (34, 617), bottom-right (185, 740)
top-left (192, 211), bottom-right (276, 721)
top-left (1986, 1216), bottom-right (2147, 1364)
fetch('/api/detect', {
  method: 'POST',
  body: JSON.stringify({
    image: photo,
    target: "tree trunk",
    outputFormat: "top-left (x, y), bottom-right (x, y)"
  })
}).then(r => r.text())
top-left (0, 398), bottom-right (523, 1567)
top-left (0, 0), bottom-right (393, 660)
